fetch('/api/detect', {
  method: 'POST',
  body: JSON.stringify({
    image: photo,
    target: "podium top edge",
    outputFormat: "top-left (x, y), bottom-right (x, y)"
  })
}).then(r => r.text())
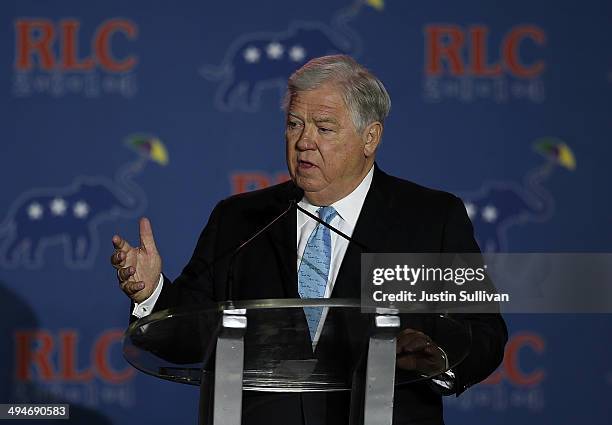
top-left (126, 298), bottom-right (364, 335)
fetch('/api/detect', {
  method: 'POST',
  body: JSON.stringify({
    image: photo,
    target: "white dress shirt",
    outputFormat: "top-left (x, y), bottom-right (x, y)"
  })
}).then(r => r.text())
top-left (296, 165), bottom-right (374, 345)
top-left (132, 273), bottom-right (164, 318)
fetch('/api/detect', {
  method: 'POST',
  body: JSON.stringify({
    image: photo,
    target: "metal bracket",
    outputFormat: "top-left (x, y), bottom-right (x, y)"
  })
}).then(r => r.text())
top-left (212, 309), bottom-right (247, 425)
top-left (363, 312), bottom-right (399, 425)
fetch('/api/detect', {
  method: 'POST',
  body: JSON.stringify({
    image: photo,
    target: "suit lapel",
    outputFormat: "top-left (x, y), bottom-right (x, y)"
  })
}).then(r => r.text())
top-left (266, 182), bottom-right (299, 298)
top-left (332, 165), bottom-right (396, 298)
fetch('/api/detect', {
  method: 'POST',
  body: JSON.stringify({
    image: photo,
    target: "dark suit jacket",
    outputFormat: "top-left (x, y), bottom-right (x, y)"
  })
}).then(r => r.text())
top-left (151, 165), bottom-right (507, 425)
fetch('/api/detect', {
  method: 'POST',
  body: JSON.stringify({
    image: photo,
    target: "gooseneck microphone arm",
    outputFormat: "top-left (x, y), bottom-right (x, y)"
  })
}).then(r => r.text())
top-left (225, 199), bottom-right (297, 303)
top-left (295, 203), bottom-right (369, 251)
top-left (224, 191), bottom-right (371, 305)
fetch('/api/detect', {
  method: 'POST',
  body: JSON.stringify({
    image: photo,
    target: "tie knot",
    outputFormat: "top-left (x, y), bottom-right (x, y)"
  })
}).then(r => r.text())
top-left (317, 206), bottom-right (337, 224)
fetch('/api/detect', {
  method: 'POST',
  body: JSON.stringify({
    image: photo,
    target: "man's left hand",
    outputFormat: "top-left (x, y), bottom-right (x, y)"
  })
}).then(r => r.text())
top-left (396, 328), bottom-right (447, 375)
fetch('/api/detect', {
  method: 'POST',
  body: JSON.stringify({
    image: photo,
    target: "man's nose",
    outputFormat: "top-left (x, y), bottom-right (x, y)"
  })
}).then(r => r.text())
top-left (296, 126), bottom-right (316, 151)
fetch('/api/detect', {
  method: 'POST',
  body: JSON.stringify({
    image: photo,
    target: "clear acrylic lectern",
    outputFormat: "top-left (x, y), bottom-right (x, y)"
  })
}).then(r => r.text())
top-left (123, 299), bottom-right (469, 425)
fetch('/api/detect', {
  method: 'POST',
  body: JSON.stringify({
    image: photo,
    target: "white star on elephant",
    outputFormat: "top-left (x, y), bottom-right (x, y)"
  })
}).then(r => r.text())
top-left (481, 205), bottom-right (498, 223)
top-left (50, 197), bottom-right (67, 216)
top-left (464, 202), bottom-right (477, 219)
top-left (243, 46), bottom-right (260, 63)
top-left (27, 202), bottom-right (43, 220)
top-left (73, 200), bottom-right (90, 219)
top-left (266, 42), bottom-right (284, 60)
top-left (289, 45), bottom-right (306, 62)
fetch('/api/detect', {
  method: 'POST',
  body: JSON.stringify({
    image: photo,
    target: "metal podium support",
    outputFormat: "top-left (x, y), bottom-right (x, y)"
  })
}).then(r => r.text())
top-left (211, 308), bottom-right (247, 425)
top-left (206, 309), bottom-right (400, 425)
top-left (204, 307), bottom-right (401, 425)
top-left (363, 310), bottom-right (400, 425)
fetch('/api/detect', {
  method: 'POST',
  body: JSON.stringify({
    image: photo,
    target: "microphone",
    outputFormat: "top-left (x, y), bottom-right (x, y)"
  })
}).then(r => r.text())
top-left (295, 203), bottom-right (369, 251)
top-left (224, 191), bottom-right (300, 303)
top-left (223, 184), bottom-right (370, 305)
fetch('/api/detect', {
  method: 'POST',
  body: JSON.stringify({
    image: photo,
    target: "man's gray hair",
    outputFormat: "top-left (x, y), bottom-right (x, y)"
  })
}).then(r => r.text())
top-left (284, 55), bottom-right (391, 133)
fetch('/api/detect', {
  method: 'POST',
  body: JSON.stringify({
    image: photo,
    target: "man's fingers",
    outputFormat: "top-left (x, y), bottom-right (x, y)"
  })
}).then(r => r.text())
top-left (112, 234), bottom-right (132, 252)
top-left (399, 328), bottom-right (419, 336)
top-left (396, 355), bottom-right (418, 371)
top-left (139, 217), bottom-right (158, 253)
top-left (401, 337), bottom-right (430, 353)
top-left (117, 266), bottom-right (135, 282)
top-left (122, 280), bottom-right (145, 296)
top-left (396, 328), bottom-right (418, 353)
top-left (397, 352), bottom-right (440, 373)
top-left (397, 346), bottom-right (446, 373)
top-left (396, 329), bottom-right (431, 354)
top-left (396, 328), bottom-right (446, 372)
top-left (110, 250), bottom-right (126, 267)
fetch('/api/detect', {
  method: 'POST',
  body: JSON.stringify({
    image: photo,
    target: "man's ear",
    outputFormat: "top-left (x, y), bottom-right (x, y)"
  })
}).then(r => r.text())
top-left (363, 122), bottom-right (382, 157)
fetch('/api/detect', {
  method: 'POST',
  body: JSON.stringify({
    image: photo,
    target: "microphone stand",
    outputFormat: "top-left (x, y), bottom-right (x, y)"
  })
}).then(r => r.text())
top-left (295, 203), bottom-right (369, 251)
top-left (224, 193), bottom-right (370, 307)
top-left (224, 200), bottom-right (297, 306)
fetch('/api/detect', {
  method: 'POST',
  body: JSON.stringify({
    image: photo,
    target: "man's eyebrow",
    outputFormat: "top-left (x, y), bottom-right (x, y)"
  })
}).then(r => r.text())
top-left (287, 112), bottom-right (303, 120)
top-left (313, 116), bottom-right (339, 124)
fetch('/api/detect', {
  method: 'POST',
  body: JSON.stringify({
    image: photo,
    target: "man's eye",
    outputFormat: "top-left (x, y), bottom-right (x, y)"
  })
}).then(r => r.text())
top-left (287, 121), bottom-right (301, 129)
top-left (318, 127), bottom-right (332, 134)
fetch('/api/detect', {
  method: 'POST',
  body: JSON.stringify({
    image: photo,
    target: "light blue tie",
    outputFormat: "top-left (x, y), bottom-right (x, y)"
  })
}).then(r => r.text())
top-left (298, 206), bottom-right (338, 341)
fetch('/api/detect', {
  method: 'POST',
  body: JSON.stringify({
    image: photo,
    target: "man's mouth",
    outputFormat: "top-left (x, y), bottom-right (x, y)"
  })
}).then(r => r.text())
top-left (298, 159), bottom-right (316, 169)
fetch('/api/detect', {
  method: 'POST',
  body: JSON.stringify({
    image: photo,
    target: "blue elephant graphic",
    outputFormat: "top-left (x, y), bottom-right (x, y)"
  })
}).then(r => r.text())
top-left (201, 0), bottom-right (381, 111)
top-left (0, 160), bottom-right (147, 269)
top-left (458, 139), bottom-right (575, 252)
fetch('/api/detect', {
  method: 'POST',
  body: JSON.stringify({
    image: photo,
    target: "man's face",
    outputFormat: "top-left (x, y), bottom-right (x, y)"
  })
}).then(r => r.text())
top-left (285, 83), bottom-right (374, 205)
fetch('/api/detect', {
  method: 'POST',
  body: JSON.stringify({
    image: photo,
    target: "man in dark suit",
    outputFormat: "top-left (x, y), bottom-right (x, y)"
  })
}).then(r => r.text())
top-left (111, 55), bottom-right (507, 424)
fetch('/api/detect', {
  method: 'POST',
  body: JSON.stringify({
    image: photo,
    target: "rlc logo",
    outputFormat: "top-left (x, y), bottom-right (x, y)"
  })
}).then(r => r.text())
top-left (15, 329), bottom-right (134, 384)
top-left (483, 332), bottom-right (545, 387)
top-left (14, 18), bottom-right (138, 72)
top-left (424, 25), bottom-right (545, 78)
top-left (422, 24), bottom-right (547, 103)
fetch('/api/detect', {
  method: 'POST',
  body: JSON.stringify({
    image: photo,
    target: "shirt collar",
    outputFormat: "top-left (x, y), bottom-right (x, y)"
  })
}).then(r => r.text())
top-left (297, 165), bottom-right (374, 229)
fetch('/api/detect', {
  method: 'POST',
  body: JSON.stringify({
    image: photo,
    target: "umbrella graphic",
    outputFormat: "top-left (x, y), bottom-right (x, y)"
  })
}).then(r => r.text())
top-left (533, 137), bottom-right (576, 170)
top-left (366, 0), bottom-right (385, 10)
top-left (125, 135), bottom-right (169, 166)
top-left (458, 137), bottom-right (576, 252)
top-left (0, 134), bottom-right (168, 268)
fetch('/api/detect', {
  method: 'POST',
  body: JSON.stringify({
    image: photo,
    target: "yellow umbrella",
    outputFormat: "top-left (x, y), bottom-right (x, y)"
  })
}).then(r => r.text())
top-left (126, 135), bottom-right (169, 166)
top-left (533, 137), bottom-right (576, 170)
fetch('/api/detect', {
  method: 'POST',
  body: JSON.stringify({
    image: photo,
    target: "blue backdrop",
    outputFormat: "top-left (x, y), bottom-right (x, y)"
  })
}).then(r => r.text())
top-left (2, 0), bottom-right (611, 423)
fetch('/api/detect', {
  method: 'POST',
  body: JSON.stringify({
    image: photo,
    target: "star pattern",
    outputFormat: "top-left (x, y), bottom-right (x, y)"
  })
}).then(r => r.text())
top-left (24, 198), bottom-right (97, 221)
top-left (243, 46), bottom-right (260, 63)
top-left (27, 202), bottom-right (43, 220)
top-left (50, 197), bottom-right (67, 216)
top-left (481, 205), bottom-right (498, 223)
top-left (73, 200), bottom-right (90, 219)
top-left (266, 42), bottom-right (284, 59)
top-left (289, 45), bottom-right (306, 62)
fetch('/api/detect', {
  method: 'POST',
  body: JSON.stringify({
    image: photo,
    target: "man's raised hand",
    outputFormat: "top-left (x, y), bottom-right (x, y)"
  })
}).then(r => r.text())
top-left (111, 217), bottom-right (162, 303)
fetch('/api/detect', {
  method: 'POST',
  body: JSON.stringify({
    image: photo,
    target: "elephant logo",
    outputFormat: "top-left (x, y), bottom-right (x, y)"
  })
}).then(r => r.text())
top-left (200, 0), bottom-right (384, 111)
top-left (458, 138), bottom-right (576, 252)
top-left (0, 136), bottom-right (167, 269)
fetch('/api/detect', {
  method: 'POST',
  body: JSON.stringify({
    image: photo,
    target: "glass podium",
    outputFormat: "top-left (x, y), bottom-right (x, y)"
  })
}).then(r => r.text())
top-left (123, 299), bottom-right (469, 425)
